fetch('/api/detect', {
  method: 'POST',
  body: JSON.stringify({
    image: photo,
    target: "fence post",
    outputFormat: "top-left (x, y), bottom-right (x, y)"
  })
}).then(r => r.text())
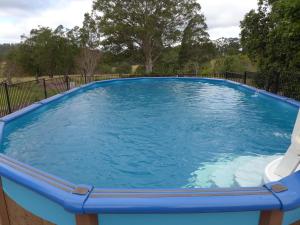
top-left (42, 79), bottom-right (47, 99)
top-left (275, 72), bottom-right (280, 94)
top-left (243, 72), bottom-right (247, 84)
top-left (3, 83), bottom-right (12, 114)
top-left (225, 72), bottom-right (228, 79)
top-left (65, 75), bottom-right (70, 90)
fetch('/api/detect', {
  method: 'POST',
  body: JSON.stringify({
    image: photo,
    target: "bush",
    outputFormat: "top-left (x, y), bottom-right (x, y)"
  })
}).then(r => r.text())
top-left (115, 63), bottom-right (132, 74)
top-left (212, 54), bottom-right (256, 73)
top-left (98, 64), bottom-right (112, 74)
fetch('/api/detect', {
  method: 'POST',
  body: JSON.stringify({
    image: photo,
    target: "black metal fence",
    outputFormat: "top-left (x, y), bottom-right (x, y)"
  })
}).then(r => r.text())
top-left (0, 72), bottom-right (299, 117)
top-left (0, 74), bottom-right (176, 117)
top-left (223, 71), bottom-right (300, 101)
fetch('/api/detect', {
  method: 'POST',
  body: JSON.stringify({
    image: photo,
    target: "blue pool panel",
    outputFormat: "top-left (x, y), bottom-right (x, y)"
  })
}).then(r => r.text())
top-left (2, 177), bottom-right (75, 225)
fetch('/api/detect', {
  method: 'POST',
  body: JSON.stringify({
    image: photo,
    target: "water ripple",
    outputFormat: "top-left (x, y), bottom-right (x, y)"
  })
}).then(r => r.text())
top-left (1, 79), bottom-right (297, 188)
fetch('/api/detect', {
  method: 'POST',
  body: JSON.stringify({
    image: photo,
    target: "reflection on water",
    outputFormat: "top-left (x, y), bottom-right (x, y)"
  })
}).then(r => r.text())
top-left (273, 132), bottom-right (291, 139)
top-left (185, 155), bottom-right (281, 188)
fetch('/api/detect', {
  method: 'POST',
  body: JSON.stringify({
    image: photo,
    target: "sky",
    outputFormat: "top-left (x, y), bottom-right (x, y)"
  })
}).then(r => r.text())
top-left (0, 0), bottom-right (258, 43)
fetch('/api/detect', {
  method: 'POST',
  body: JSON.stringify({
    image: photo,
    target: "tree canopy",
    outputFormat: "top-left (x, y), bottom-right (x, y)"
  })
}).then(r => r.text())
top-left (241, 0), bottom-right (300, 89)
top-left (92, 0), bottom-right (206, 73)
top-left (3, 15), bottom-right (101, 78)
top-left (16, 26), bottom-right (79, 76)
top-left (178, 14), bottom-right (214, 67)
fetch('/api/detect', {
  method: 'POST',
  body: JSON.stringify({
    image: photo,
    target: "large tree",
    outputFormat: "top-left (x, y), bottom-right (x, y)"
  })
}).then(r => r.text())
top-left (92, 0), bottom-right (205, 73)
top-left (178, 14), bottom-right (213, 67)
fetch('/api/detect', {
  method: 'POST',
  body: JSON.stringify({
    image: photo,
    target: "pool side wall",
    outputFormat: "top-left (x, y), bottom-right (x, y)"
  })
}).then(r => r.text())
top-left (1, 77), bottom-right (300, 225)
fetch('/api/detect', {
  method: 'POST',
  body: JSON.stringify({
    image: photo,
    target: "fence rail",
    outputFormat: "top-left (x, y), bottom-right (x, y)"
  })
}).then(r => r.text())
top-left (0, 72), bottom-right (299, 117)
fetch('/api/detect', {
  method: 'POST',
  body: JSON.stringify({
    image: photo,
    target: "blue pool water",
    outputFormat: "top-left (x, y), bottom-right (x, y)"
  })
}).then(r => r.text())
top-left (1, 78), bottom-right (298, 188)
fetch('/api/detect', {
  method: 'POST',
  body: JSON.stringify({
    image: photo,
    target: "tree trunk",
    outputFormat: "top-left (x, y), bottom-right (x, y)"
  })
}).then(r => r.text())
top-left (143, 37), bottom-right (153, 74)
top-left (145, 56), bottom-right (153, 74)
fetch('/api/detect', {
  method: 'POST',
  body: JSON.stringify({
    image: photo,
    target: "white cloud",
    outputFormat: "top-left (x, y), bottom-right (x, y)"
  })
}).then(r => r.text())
top-left (208, 26), bottom-right (242, 40)
top-left (0, 0), bottom-right (91, 43)
top-left (0, 0), bottom-right (258, 43)
top-left (200, 0), bottom-right (258, 40)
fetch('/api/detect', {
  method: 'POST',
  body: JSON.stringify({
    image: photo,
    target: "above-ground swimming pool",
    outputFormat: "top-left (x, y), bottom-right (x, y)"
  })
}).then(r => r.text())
top-left (0, 78), bottom-right (298, 188)
top-left (1, 77), bottom-right (300, 225)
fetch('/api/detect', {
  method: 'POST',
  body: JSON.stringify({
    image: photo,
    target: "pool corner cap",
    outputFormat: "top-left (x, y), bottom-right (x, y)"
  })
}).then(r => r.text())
top-left (64, 184), bottom-right (93, 213)
top-left (265, 171), bottom-right (300, 211)
top-left (270, 184), bottom-right (288, 193)
top-left (72, 185), bottom-right (92, 196)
